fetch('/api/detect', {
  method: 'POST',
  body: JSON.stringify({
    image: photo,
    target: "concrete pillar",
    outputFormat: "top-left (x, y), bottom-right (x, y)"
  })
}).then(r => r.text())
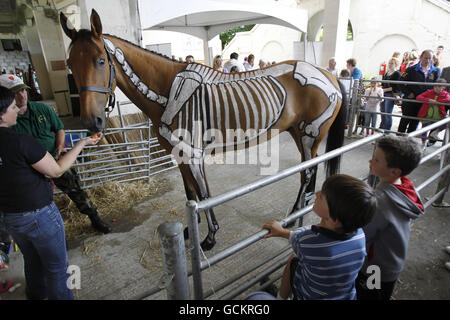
top-left (33, 9), bottom-right (71, 116)
top-left (157, 222), bottom-right (190, 300)
top-left (24, 25), bottom-right (53, 100)
top-left (321, 0), bottom-right (351, 69)
top-left (203, 40), bottom-right (211, 66)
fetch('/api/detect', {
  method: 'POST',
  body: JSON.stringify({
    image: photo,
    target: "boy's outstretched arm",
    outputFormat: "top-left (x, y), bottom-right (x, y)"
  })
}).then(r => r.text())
top-left (263, 220), bottom-right (291, 239)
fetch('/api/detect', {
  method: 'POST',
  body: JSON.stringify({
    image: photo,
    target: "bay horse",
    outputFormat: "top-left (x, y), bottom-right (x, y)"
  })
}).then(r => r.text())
top-left (60, 10), bottom-right (347, 250)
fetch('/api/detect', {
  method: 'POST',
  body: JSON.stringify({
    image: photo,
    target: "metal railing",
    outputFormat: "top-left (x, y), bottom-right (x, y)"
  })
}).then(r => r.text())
top-left (60, 100), bottom-right (177, 191)
top-left (148, 100), bottom-right (450, 300)
top-left (147, 75), bottom-right (450, 300)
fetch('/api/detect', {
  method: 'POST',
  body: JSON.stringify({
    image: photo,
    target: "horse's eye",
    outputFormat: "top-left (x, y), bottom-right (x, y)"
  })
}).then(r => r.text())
top-left (97, 57), bottom-right (106, 66)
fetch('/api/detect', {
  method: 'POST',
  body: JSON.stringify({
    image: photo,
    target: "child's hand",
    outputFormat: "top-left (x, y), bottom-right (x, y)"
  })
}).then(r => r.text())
top-left (263, 220), bottom-right (290, 239)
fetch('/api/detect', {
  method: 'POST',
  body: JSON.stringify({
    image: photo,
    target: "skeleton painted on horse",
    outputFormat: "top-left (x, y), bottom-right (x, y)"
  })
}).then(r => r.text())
top-left (60, 10), bottom-right (347, 251)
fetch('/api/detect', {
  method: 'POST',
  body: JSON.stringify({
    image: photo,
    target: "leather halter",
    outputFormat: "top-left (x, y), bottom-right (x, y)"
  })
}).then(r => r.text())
top-left (78, 39), bottom-right (116, 113)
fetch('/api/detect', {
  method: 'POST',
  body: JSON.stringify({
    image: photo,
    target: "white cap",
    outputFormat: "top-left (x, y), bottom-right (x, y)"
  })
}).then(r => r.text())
top-left (0, 74), bottom-right (30, 93)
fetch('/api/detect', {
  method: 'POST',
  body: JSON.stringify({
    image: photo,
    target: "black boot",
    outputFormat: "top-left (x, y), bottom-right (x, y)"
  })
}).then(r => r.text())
top-left (89, 215), bottom-right (112, 234)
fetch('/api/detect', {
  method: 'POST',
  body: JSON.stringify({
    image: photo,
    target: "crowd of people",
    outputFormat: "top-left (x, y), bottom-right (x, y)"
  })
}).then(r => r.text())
top-left (213, 52), bottom-right (275, 72)
top-left (177, 52), bottom-right (275, 73)
top-left (331, 47), bottom-right (450, 148)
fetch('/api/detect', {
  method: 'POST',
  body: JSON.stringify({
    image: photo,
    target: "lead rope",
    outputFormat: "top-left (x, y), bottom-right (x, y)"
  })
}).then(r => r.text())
top-left (199, 246), bottom-right (219, 299)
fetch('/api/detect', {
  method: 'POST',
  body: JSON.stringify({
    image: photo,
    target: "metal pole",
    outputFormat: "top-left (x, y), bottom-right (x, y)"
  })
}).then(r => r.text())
top-left (367, 140), bottom-right (380, 188)
top-left (117, 102), bottom-right (134, 174)
top-left (157, 222), bottom-right (190, 300)
top-left (186, 200), bottom-right (203, 300)
top-left (432, 122), bottom-right (450, 205)
top-left (148, 118), bottom-right (152, 182)
top-left (347, 79), bottom-right (360, 138)
top-left (197, 133), bottom-right (382, 212)
top-left (303, 32), bottom-right (308, 62)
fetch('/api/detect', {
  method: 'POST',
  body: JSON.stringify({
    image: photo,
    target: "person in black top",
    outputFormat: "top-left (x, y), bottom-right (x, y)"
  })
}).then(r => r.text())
top-left (379, 57), bottom-right (402, 131)
top-left (398, 50), bottom-right (441, 133)
top-left (0, 74), bottom-right (112, 234)
top-left (0, 86), bottom-right (101, 300)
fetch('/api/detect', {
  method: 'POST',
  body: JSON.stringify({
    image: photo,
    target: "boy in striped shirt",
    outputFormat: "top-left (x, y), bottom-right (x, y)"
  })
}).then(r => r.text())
top-left (263, 174), bottom-right (377, 300)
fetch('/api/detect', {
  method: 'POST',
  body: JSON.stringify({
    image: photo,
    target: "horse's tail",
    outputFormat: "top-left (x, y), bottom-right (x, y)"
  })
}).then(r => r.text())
top-left (325, 80), bottom-right (348, 177)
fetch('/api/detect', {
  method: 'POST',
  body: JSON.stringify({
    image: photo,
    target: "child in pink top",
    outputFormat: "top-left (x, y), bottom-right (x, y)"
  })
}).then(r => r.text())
top-left (416, 78), bottom-right (450, 146)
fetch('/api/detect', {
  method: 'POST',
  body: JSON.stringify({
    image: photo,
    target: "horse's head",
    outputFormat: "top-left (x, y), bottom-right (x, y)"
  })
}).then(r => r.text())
top-left (60, 9), bottom-right (116, 133)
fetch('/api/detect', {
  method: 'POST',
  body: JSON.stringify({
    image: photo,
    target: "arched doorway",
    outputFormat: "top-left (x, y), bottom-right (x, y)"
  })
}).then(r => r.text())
top-left (366, 34), bottom-right (416, 75)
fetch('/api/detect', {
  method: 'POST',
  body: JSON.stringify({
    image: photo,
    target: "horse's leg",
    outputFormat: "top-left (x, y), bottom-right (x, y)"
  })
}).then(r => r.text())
top-left (287, 127), bottom-right (319, 224)
top-left (188, 159), bottom-right (219, 251)
top-left (179, 165), bottom-right (200, 240)
top-left (179, 158), bottom-right (219, 251)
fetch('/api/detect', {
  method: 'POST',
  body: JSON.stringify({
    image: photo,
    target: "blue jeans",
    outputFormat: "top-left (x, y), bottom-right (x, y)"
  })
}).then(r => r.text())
top-left (379, 92), bottom-right (394, 130)
top-left (364, 111), bottom-right (378, 130)
top-left (0, 202), bottom-right (74, 300)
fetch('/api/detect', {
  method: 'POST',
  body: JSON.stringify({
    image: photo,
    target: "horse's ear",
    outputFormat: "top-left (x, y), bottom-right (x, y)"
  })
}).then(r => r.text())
top-left (60, 12), bottom-right (77, 40)
top-left (90, 9), bottom-right (103, 39)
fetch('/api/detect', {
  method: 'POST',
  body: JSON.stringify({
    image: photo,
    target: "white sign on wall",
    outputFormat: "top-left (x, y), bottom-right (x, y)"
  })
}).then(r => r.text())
top-left (146, 43), bottom-right (172, 58)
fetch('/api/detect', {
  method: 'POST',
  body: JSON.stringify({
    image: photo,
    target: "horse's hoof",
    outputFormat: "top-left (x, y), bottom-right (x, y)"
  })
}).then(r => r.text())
top-left (200, 236), bottom-right (216, 251)
top-left (183, 227), bottom-right (189, 240)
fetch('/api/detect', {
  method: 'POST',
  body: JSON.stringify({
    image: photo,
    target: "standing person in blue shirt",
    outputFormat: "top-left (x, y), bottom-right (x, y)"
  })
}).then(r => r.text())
top-left (347, 58), bottom-right (363, 80)
top-left (346, 58), bottom-right (364, 134)
top-left (398, 49), bottom-right (441, 133)
top-left (260, 174), bottom-right (377, 300)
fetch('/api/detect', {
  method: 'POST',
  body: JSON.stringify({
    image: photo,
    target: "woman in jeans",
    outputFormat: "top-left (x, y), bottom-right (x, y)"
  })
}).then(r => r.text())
top-left (379, 57), bottom-right (402, 131)
top-left (0, 86), bottom-right (101, 299)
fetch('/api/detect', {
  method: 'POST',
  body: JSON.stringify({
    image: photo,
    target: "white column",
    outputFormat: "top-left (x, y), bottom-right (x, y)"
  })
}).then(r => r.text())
top-left (33, 9), bottom-right (71, 115)
top-left (24, 26), bottom-right (53, 100)
top-left (321, 0), bottom-right (351, 69)
top-left (203, 39), bottom-right (211, 66)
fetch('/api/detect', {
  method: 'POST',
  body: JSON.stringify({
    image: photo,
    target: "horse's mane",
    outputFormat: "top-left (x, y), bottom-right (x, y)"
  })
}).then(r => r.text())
top-left (71, 29), bottom-right (185, 65)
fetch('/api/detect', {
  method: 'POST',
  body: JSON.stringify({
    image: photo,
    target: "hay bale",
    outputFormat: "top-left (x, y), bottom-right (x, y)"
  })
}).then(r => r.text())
top-left (57, 113), bottom-right (176, 241)
top-left (55, 179), bottom-right (160, 240)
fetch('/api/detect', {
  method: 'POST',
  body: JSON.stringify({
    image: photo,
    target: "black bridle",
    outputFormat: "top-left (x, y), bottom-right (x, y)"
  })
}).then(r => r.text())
top-left (78, 39), bottom-right (116, 113)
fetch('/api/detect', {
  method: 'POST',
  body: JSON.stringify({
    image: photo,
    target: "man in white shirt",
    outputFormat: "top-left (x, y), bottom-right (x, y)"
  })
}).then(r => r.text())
top-left (326, 57), bottom-right (339, 77)
top-left (224, 52), bottom-right (245, 72)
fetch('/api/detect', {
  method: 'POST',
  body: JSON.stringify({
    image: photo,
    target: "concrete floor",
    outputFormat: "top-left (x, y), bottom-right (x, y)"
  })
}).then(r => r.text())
top-left (1, 114), bottom-right (449, 300)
